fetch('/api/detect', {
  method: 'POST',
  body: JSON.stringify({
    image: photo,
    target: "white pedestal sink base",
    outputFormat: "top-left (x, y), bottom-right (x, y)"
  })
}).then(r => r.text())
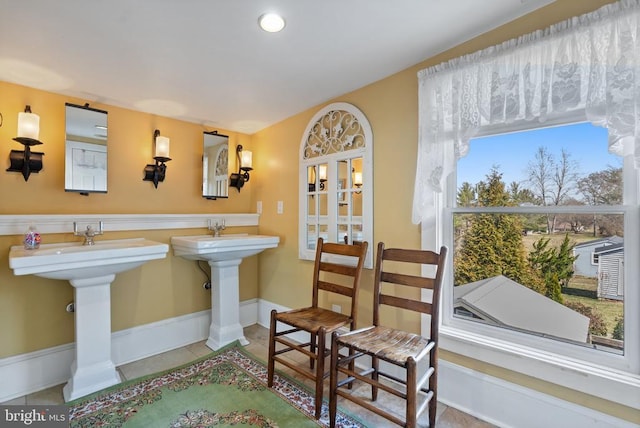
top-left (63, 274), bottom-right (121, 402)
top-left (63, 360), bottom-right (121, 402)
top-left (170, 234), bottom-right (279, 351)
top-left (206, 259), bottom-right (249, 350)
top-left (8, 238), bottom-right (169, 402)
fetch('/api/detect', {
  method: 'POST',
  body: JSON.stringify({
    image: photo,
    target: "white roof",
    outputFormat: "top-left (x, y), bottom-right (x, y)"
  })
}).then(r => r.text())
top-left (454, 275), bottom-right (590, 343)
top-left (574, 236), bottom-right (623, 249)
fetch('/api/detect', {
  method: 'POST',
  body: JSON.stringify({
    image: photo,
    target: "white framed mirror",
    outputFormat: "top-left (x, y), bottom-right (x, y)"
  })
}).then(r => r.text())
top-left (299, 102), bottom-right (373, 268)
top-left (65, 103), bottom-right (108, 194)
top-left (203, 131), bottom-right (229, 199)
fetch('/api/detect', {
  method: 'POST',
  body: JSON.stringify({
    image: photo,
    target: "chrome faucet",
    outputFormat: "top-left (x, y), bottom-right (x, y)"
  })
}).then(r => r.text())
top-left (208, 219), bottom-right (226, 237)
top-left (74, 221), bottom-right (104, 246)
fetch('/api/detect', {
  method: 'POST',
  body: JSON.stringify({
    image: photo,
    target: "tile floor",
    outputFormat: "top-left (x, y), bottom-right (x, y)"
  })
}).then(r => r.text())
top-left (2, 324), bottom-right (495, 427)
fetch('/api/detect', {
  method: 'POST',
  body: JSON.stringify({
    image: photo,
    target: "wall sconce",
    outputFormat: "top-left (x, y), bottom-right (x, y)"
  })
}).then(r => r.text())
top-left (229, 144), bottom-right (253, 191)
top-left (307, 165), bottom-right (327, 192)
top-left (143, 129), bottom-right (171, 188)
top-left (353, 171), bottom-right (363, 193)
top-left (7, 105), bottom-right (44, 181)
top-left (318, 164), bottom-right (327, 190)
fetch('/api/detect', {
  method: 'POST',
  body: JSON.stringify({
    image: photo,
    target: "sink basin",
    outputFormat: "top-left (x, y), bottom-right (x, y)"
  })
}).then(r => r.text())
top-left (171, 234), bottom-right (279, 262)
top-left (9, 238), bottom-right (169, 281)
top-left (171, 233), bottom-right (279, 350)
top-left (8, 237), bottom-right (169, 401)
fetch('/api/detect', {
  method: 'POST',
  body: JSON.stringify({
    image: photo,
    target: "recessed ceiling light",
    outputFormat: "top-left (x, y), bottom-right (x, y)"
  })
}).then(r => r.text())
top-left (259, 13), bottom-right (285, 33)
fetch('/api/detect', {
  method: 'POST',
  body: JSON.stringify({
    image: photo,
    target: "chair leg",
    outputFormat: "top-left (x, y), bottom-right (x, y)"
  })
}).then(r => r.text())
top-left (371, 355), bottom-right (379, 401)
top-left (429, 361), bottom-right (438, 427)
top-left (267, 310), bottom-right (277, 388)
top-left (329, 333), bottom-right (340, 428)
top-left (314, 327), bottom-right (326, 419)
top-left (406, 358), bottom-right (417, 428)
top-left (310, 332), bottom-right (317, 369)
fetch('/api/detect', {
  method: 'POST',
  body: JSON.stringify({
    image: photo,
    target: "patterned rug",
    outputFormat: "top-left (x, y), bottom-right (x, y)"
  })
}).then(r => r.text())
top-left (67, 342), bottom-right (364, 427)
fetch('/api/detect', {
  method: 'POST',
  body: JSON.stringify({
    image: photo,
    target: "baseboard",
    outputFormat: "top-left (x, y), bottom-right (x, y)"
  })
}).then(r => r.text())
top-left (439, 360), bottom-right (636, 428)
top-left (110, 310), bottom-right (211, 366)
top-left (257, 298), bottom-right (636, 428)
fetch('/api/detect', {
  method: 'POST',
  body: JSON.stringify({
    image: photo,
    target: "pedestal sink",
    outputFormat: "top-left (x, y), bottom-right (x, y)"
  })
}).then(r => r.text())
top-left (9, 238), bottom-right (169, 401)
top-left (171, 234), bottom-right (279, 350)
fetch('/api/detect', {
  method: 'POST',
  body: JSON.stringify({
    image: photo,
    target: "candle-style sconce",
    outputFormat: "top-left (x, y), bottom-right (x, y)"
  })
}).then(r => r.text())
top-left (7, 105), bottom-right (44, 181)
top-left (143, 129), bottom-right (171, 188)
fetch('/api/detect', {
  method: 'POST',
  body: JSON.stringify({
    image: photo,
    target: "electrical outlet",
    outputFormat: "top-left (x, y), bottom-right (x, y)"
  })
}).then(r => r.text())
top-left (332, 304), bottom-right (341, 313)
top-left (257, 201), bottom-right (262, 214)
top-left (277, 200), bottom-right (284, 214)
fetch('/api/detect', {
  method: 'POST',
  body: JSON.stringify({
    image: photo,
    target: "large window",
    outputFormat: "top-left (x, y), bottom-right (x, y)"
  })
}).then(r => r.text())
top-left (413, 2), bottom-right (640, 409)
top-left (453, 122), bottom-right (625, 354)
top-left (431, 119), bottom-right (639, 407)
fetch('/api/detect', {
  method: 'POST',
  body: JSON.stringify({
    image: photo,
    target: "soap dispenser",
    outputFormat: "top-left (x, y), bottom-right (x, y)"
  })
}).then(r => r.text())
top-left (24, 225), bottom-right (41, 250)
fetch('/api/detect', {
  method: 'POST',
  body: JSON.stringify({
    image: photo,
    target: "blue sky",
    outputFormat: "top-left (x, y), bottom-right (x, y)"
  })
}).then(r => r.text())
top-left (457, 122), bottom-right (622, 187)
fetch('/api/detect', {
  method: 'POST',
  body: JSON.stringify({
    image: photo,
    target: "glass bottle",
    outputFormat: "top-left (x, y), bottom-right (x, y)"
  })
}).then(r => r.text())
top-left (24, 225), bottom-right (41, 250)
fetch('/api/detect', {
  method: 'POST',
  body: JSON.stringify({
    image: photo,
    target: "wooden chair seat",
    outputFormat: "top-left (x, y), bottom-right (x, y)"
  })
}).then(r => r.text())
top-left (275, 307), bottom-right (352, 334)
top-left (335, 326), bottom-right (432, 366)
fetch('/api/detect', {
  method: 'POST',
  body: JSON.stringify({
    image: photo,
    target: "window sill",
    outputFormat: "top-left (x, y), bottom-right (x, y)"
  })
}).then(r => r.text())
top-left (439, 324), bottom-right (640, 410)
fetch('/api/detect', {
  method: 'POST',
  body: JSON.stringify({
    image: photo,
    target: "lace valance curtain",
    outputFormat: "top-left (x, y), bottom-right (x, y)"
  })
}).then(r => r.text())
top-left (412, 0), bottom-right (640, 225)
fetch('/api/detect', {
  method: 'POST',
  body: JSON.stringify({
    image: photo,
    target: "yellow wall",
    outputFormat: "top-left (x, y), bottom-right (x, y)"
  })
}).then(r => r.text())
top-left (1, 0), bottom-right (636, 423)
top-left (0, 82), bottom-right (260, 357)
top-left (254, 0), bottom-right (637, 424)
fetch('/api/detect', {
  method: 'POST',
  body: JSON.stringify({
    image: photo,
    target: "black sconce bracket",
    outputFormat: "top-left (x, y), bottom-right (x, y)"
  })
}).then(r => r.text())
top-left (229, 144), bottom-right (253, 192)
top-left (143, 130), bottom-right (171, 188)
top-left (7, 137), bottom-right (44, 181)
top-left (143, 157), bottom-right (170, 188)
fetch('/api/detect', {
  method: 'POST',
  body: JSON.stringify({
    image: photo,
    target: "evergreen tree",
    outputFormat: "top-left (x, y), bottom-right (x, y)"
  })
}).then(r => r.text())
top-left (526, 234), bottom-right (577, 303)
top-left (454, 168), bottom-right (536, 287)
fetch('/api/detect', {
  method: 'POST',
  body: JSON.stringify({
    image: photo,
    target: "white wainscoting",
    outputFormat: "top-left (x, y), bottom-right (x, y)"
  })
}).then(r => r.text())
top-left (0, 299), bottom-right (258, 403)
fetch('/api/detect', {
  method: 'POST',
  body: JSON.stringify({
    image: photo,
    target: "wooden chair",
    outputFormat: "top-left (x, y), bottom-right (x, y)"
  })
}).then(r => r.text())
top-left (267, 237), bottom-right (368, 419)
top-left (329, 242), bottom-right (447, 428)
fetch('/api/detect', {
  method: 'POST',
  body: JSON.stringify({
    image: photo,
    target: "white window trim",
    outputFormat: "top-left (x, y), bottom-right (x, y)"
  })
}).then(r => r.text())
top-left (421, 132), bottom-right (640, 411)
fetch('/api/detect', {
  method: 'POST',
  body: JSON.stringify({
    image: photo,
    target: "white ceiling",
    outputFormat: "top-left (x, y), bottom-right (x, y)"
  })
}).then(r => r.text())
top-left (0, 0), bottom-right (554, 134)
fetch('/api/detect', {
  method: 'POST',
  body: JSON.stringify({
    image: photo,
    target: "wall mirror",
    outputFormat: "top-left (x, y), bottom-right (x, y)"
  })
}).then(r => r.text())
top-left (299, 102), bottom-right (373, 268)
top-left (65, 103), bottom-right (108, 194)
top-left (203, 131), bottom-right (229, 199)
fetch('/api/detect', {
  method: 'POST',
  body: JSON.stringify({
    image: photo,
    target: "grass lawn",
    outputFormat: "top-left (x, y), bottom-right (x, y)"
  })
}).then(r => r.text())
top-left (563, 275), bottom-right (623, 338)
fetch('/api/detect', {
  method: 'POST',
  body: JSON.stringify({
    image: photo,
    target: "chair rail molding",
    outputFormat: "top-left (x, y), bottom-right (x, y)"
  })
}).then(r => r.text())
top-left (0, 213), bottom-right (260, 236)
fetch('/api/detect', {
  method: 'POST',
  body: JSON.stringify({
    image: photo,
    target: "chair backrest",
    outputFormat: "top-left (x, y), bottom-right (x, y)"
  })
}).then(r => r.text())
top-left (372, 242), bottom-right (448, 336)
top-left (312, 238), bottom-right (369, 322)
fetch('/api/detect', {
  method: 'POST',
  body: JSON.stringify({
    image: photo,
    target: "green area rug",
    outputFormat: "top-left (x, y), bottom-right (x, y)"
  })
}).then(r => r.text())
top-left (68, 342), bottom-right (364, 427)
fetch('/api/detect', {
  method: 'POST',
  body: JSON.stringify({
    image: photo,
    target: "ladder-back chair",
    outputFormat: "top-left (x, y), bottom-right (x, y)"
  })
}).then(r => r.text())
top-left (268, 237), bottom-right (368, 419)
top-left (329, 242), bottom-right (447, 427)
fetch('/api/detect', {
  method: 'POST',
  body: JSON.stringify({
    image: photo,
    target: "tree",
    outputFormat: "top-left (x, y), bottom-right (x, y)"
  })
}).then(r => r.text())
top-left (526, 147), bottom-right (579, 233)
top-left (526, 235), bottom-right (576, 303)
top-left (577, 166), bottom-right (623, 236)
top-left (612, 316), bottom-right (624, 340)
top-left (455, 168), bottom-right (539, 290)
top-left (457, 182), bottom-right (476, 207)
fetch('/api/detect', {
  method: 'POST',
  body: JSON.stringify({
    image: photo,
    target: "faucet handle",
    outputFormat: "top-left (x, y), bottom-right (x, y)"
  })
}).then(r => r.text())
top-left (94, 221), bottom-right (104, 236)
top-left (73, 221), bottom-right (104, 236)
top-left (208, 219), bottom-right (225, 229)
